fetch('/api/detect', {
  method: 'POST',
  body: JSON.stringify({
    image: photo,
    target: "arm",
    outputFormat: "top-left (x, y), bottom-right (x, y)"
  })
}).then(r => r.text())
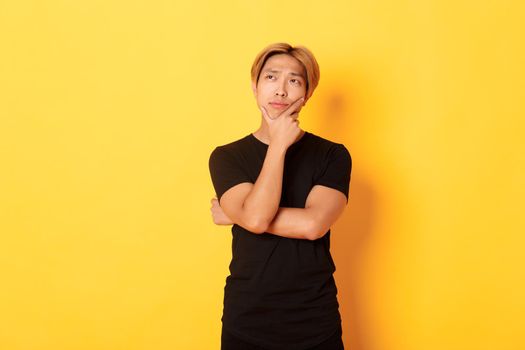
top-left (266, 185), bottom-right (347, 240)
top-left (212, 185), bottom-right (347, 240)
top-left (219, 144), bottom-right (286, 233)
top-left (217, 98), bottom-right (305, 234)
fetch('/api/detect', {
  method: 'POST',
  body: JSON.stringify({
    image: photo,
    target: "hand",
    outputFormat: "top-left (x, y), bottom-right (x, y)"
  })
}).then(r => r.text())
top-left (210, 197), bottom-right (234, 225)
top-left (260, 97), bottom-right (304, 149)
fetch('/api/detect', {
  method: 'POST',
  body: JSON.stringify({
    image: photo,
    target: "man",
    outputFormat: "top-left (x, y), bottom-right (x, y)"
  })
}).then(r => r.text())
top-left (209, 42), bottom-right (351, 350)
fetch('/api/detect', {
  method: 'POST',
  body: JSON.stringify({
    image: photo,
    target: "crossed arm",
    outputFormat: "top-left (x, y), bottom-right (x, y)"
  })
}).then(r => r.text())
top-left (211, 184), bottom-right (347, 240)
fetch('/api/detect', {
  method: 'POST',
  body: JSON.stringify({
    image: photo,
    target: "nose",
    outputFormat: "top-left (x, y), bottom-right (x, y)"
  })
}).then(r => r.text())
top-left (275, 80), bottom-right (287, 97)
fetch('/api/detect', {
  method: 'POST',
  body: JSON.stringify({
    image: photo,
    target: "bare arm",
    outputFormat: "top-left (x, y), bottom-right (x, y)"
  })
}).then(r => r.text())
top-left (219, 145), bottom-right (286, 233)
top-left (266, 185), bottom-right (347, 240)
top-left (212, 185), bottom-right (347, 240)
top-left (218, 98), bottom-right (305, 234)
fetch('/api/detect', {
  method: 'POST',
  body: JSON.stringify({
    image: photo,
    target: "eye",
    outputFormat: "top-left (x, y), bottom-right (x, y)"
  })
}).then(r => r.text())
top-left (265, 74), bottom-right (275, 80)
top-left (291, 79), bottom-right (301, 85)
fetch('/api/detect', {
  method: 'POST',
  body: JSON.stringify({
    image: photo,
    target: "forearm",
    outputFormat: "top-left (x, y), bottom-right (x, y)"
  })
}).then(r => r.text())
top-left (242, 144), bottom-right (287, 230)
top-left (265, 207), bottom-right (317, 240)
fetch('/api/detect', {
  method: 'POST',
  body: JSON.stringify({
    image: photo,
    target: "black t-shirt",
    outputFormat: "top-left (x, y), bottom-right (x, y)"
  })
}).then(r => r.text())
top-left (208, 131), bottom-right (352, 350)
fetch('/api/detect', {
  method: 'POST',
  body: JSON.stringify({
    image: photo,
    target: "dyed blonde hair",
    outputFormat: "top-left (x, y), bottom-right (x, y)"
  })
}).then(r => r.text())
top-left (250, 43), bottom-right (320, 101)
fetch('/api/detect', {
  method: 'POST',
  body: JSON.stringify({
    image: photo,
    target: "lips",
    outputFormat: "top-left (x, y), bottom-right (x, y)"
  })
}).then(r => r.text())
top-left (269, 102), bottom-right (289, 109)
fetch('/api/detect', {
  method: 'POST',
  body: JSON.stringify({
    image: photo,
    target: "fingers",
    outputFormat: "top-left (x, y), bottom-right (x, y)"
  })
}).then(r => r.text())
top-left (281, 97), bottom-right (304, 118)
top-left (260, 97), bottom-right (305, 122)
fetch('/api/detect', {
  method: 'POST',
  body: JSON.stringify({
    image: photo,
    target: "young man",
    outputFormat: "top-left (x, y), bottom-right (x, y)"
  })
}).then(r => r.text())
top-left (209, 43), bottom-right (352, 350)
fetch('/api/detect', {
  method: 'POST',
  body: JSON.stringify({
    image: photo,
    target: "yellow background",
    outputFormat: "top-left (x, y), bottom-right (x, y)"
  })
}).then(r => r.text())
top-left (1, 1), bottom-right (524, 349)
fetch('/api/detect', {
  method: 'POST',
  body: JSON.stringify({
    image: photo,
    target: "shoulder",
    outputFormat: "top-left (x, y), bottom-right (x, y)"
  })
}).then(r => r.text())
top-left (210, 135), bottom-right (250, 155)
top-left (219, 134), bottom-right (251, 149)
top-left (306, 132), bottom-right (351, 158)
top-left (209, 134), bottom-right (252, 167)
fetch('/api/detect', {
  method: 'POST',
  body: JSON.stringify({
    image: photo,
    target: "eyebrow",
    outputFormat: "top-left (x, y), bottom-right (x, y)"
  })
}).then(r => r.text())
top-left (263, 69), bottom-right (305, 79)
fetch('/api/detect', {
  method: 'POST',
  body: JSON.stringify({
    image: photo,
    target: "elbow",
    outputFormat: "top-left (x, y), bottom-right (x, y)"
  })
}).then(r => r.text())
top-left (244, 217), bottom-right (270, 234)
top-left (241, 202), bottom-right (271, 234)
top-left (306, 220), bottom-right (329, 241)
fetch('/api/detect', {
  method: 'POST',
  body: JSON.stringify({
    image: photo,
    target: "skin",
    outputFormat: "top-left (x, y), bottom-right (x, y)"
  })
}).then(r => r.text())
top-left (251, 53), bottom-right (308, 145)
top-left (210, 53), bottom-right (347, 240)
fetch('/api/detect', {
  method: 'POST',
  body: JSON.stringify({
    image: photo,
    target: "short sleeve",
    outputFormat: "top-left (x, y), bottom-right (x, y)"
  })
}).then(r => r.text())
top-left (209, 146), bottom-right (253, 202)
top-left (314, 144), bottom-right (352, 203)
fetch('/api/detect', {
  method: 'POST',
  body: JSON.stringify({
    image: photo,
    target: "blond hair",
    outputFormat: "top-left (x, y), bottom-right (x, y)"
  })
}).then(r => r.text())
top-left (250, 43), bottom-right (320, 101)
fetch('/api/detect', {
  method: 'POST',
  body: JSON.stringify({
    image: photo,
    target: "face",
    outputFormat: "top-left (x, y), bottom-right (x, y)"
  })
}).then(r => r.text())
top-left (252, 54), bottom-right (307, 119)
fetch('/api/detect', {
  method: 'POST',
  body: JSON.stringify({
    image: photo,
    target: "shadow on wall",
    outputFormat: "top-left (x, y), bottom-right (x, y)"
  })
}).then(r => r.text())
top-left (314, 78), bottom-right (378, 350)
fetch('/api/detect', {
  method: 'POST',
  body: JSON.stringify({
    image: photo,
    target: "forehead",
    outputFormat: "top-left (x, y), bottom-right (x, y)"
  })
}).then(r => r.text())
top-left (262, 54), bottom-right (306, 76)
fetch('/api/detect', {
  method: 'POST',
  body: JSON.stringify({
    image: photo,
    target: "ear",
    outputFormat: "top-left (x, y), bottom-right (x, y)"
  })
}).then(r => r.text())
top-left (251, 81), bottom-right (257, 96)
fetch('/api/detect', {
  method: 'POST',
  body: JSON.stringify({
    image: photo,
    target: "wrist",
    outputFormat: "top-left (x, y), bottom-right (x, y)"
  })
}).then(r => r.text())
top-left (268, 142), bottom-right (288, 154)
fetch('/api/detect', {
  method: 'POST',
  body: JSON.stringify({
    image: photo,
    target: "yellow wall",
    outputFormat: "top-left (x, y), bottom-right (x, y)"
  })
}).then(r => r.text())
top-left (1, 1), bottom-right (523, 349)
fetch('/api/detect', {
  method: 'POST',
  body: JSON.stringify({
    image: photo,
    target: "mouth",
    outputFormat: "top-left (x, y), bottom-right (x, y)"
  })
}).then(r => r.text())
top-left (269, 102), bottom-right (289, 109)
